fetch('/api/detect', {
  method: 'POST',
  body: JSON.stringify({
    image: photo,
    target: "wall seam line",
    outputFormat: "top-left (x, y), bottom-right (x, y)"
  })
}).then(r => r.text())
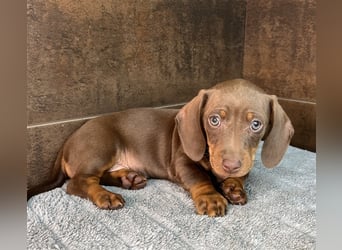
top-left (27, 102), bottom-right (187, 129)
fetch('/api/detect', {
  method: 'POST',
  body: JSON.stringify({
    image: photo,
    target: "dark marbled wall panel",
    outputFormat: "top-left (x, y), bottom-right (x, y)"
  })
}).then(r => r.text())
top-left (243, 0), bottom-right (316, 102)
top-left (243, 0), bottom-right (316, 151)
top-left (27, 0), bottom-right (246, 125)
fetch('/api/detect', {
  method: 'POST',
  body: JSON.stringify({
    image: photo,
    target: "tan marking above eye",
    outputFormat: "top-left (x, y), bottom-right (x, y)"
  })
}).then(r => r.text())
top-left (219, 110), bottom-right (227, 119)
top-left (246, 112), bottom-right (254, 121)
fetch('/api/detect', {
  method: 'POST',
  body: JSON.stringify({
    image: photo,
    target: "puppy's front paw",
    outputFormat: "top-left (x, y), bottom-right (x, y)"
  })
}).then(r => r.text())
top-left (194, 192), bottom-right (228, 217)
top-left (221, 178), bottom-right (247, 205)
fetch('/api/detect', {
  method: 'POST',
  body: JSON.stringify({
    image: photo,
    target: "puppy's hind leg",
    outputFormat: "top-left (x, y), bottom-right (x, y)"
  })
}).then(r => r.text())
top-left (65, 156), bottom-right (126, 209)
top-left (67, 174), bottom-right (125, 210)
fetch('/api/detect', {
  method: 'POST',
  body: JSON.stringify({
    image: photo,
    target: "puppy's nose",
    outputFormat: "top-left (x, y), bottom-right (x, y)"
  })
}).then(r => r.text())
top-left (222, 159), bottom-right (241, 173)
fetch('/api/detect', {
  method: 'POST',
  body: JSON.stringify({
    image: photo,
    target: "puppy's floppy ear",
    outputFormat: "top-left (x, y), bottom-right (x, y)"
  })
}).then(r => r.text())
top-left (261, 95), bottom-right (294, 168)
top-left (176, 89), bottom-right (209, 162)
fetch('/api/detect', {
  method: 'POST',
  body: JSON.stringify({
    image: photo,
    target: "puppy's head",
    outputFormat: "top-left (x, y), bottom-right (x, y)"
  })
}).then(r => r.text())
top-left (176, 79), bottom-right (294, 181)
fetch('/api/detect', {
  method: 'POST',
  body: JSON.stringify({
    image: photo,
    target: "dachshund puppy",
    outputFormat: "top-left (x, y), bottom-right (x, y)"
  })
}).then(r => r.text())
top-left (28, 79), bottom-right (294, 217)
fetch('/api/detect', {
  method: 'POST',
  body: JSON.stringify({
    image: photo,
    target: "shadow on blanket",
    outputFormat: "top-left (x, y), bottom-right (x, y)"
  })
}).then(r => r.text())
top-left (27, 144), bottom-right (316, 249)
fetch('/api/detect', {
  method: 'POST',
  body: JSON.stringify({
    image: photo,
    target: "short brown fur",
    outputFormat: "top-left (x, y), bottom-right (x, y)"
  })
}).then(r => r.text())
top-left (28, 79), bottom-right (294, 217)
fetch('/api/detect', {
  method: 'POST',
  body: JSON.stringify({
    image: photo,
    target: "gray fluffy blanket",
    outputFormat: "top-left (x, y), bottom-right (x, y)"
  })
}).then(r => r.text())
top-left (27, 145), bottom-right (316, 249)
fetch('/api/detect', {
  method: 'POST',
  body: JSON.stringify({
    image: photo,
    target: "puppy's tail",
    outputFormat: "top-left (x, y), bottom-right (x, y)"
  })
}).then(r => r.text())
top-left (27, 148), bottom-right (66, 200)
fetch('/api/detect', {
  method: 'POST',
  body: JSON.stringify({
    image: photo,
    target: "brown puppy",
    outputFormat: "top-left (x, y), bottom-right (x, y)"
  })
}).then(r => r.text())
top-left (28, 79), bottom-right (294, 217)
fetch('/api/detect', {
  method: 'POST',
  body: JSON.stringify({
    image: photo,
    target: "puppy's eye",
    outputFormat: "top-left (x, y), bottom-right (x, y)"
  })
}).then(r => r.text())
top-left (250, 119), bottom-right (263, 132)
top-left (209, 115), bottom-right (221, 127)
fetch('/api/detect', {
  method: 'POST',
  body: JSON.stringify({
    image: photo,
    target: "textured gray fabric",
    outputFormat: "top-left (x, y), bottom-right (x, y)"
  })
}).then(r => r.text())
top-left (27, 145), bottom-right (316, 249)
